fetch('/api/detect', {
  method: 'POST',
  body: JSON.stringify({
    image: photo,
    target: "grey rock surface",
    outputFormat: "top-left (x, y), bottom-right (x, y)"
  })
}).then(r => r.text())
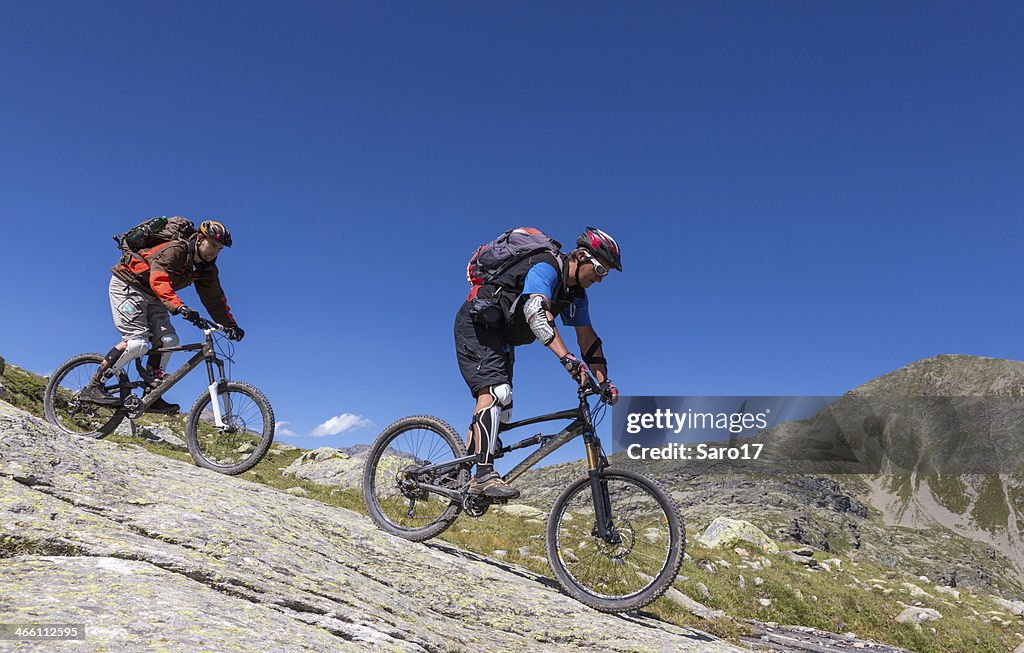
top-left (697, 518), bottom-right (780, 553)
top-left (893, 606), bottom-right (942, 624)
top-left (0, 402), bottom-right (748, 653)
top-left (741, 622), bottom-right (912, 653)
top-left (136, 423), bottom-right (186, 449)
top-left (993, 597), bottom-right (1024, 616)
top-left (281, 446), bottom-right (364, 489)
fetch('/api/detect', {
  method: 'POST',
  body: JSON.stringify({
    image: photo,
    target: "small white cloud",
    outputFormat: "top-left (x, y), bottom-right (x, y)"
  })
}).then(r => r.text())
top-left (276, 421), bottom-right (299, 438)
top-left (312, 413), bottom-right (374, 437)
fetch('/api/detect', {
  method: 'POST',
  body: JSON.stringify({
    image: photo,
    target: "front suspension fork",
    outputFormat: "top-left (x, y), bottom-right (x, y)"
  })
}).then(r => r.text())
top-left (206, 359), bottom-right (230, 428)
top-left (586, 437), bottom-right (620, 543)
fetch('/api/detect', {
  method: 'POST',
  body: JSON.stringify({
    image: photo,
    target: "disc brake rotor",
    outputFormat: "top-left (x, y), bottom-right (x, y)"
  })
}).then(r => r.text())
top-left (596, 520), bottom-right (636, 560)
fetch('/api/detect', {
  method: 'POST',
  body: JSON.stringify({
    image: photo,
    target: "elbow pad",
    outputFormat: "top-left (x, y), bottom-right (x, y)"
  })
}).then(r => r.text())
top-left (524, 295), bottom-right (556, 346)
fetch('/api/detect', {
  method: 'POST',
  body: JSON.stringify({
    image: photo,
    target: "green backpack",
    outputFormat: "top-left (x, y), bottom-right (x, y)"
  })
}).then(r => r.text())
top-left (114, 216), bottom-right (197, 262)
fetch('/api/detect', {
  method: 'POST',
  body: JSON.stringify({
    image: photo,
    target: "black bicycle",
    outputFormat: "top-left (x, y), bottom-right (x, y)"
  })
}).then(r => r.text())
top-left (43, 319), bottom-right (275, 475)
top-left (362, 379), bottom-right (684, 612)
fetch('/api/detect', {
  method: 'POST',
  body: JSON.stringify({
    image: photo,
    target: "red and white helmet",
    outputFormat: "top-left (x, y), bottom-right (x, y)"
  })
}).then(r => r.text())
top-left (576, 226), bottom-right (622, 271)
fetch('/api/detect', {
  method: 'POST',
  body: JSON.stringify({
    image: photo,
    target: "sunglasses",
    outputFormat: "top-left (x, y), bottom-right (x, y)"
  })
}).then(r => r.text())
top-left (583, 251), bottom-right (609, 277)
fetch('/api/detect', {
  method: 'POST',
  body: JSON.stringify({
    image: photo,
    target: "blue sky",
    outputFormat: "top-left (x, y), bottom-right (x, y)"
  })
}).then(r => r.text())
top-left (2, 2), bottom-right (1022, 467)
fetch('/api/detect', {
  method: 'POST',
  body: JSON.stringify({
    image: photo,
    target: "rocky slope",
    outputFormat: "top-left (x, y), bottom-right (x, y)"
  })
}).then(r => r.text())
top-left (0, 401), bottom-right (748, 653)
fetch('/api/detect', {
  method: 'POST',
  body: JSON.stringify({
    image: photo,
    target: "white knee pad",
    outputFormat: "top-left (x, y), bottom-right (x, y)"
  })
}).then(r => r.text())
top-left (490, 383), bottom-right (512, 407)
top-left (490, 383), bottom-right (513, 424)
top-left (124, 338), bottom-right (150, 359)
top-left (110, 338), bottom-right (150, 374)
top-left (158, 333), bottom-right (178, 370)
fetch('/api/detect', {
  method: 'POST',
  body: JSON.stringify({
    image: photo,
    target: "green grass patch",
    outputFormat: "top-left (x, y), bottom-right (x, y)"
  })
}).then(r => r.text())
top-left (1, 363), bottom-right (48, 417)
top-left (929, 474), bottom-right (971, 515)
top-left (971, 475), bottom-right (1011, 533)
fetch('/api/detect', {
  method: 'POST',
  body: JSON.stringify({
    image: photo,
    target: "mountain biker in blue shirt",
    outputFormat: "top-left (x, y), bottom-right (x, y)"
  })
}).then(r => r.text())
top-left (454, 227), bottom-right (622, 499)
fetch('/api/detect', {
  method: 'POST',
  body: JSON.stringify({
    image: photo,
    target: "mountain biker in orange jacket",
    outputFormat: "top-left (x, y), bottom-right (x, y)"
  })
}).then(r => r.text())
top-left (80, 220), bottom-right (244, 413)
top-left (454, 227), bottom-right (622, 499)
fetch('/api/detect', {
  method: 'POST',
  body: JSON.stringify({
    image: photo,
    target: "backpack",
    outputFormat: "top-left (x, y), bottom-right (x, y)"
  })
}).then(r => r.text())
top-left (466, 227), bottom-right (562, 329)
top-left (114, 216), bottom-right (197, 262)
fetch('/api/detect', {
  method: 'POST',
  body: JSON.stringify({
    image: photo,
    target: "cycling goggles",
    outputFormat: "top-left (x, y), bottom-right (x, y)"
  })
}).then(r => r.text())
top-left (583, 251), bottom-right (609, 277)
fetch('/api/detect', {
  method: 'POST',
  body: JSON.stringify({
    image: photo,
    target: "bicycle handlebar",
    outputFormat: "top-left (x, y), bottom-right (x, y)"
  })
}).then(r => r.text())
top-left (195, 318), bottom-right (226, 333)
top-left (578, 374), bottom-right (613, 403)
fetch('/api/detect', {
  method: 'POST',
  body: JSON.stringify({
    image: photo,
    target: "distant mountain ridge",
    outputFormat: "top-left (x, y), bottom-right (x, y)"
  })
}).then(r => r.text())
top-left (846, 355), bottom-right (1024, 584)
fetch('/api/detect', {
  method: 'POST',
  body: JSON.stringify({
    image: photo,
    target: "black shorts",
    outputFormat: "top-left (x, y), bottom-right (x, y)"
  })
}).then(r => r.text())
top-left (454, 300), bottom-right (514, 397)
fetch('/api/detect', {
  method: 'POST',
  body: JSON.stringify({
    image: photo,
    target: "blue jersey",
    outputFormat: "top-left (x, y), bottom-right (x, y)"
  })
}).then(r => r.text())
top-left (522, 262), bottom-right (591, 327)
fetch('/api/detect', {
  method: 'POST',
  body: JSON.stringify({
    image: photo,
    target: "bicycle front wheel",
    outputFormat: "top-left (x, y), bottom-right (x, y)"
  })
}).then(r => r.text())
top-left (362, 415), bottom-right (468, 542)
top-left (43, 353), bottom-right (128, 439)
top-left (546, 467), bottom-right (685, 612)
top-left (185, 381), bottom-right (275, 475)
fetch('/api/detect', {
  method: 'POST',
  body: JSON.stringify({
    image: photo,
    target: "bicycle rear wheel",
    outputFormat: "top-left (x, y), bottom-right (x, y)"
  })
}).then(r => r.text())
top-left (185, 381), bottom-right (275, 475)
top-left (43, 353), bottom-right (128, 439)
top-left (362, 415), bottom-right (468, 542)
top-left (545, 467), bottom-right (685, 612)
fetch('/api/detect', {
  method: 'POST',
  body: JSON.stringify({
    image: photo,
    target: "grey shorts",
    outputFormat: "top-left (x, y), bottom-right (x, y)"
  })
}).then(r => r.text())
top-left (108, 275), bottom-right (177, 344)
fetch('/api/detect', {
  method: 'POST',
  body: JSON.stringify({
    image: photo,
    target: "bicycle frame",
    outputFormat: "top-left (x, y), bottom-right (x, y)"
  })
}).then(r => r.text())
top-left (411, 387), bottom-right (620, 541)
top-left (129, 329), bottom-right (230, 425)
top-left (497, 407), bottom-right (596, 485)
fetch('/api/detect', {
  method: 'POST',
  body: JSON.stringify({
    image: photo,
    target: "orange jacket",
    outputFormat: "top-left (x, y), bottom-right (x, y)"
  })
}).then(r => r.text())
top-left (112, 238), bottom-right (236, 327)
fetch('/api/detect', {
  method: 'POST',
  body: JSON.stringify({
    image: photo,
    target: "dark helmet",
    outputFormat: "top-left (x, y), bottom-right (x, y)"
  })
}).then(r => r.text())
top-left (576, 226), bottom-right (621, 271)
top-left (199, 220), bottom-right (232, 247)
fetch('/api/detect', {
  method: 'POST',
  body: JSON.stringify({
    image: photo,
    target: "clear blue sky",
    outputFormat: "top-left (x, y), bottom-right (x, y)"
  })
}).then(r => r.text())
top-left (2, 2), bottom-right (1022, 465)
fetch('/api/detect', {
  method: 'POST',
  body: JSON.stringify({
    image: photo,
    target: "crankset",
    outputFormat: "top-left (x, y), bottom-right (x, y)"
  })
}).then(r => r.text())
top-left (462, 494), bottom-right (492, 517)
top-left (122, 395), bottom-right (144, 419)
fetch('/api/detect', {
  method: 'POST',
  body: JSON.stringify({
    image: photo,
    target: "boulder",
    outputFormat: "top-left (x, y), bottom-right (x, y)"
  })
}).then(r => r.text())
top-left (894, 607), bottom-right (942, 624)
top-left (993, 597), bottom-right (1024, 616)
top-left (495, 504), bottom-right (546, 520)
top-left (663, 588), bottom-right (726, 620)
top-left (137, 423), bottom-right (186, 449)
top-left (697, 518), bottom-right (780, 554)
top-left (281, 447), bottom-right (367, 489)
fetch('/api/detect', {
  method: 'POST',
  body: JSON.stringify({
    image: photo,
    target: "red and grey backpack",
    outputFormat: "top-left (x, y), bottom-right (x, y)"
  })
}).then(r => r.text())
top-left (465, 227), bottom-right (563, 331)
top-left (466, 227), bottom-right (561, 299)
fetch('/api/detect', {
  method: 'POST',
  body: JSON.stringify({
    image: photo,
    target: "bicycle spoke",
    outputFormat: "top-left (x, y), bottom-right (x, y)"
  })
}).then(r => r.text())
top-left (551, 474), bottom-right (677, 602)
top-left (45, 355), bottom-right (125, 437)
top-left (189, 386), bottom-right (271, 471)
top-left (365, 418), bottom-right (466, 540)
